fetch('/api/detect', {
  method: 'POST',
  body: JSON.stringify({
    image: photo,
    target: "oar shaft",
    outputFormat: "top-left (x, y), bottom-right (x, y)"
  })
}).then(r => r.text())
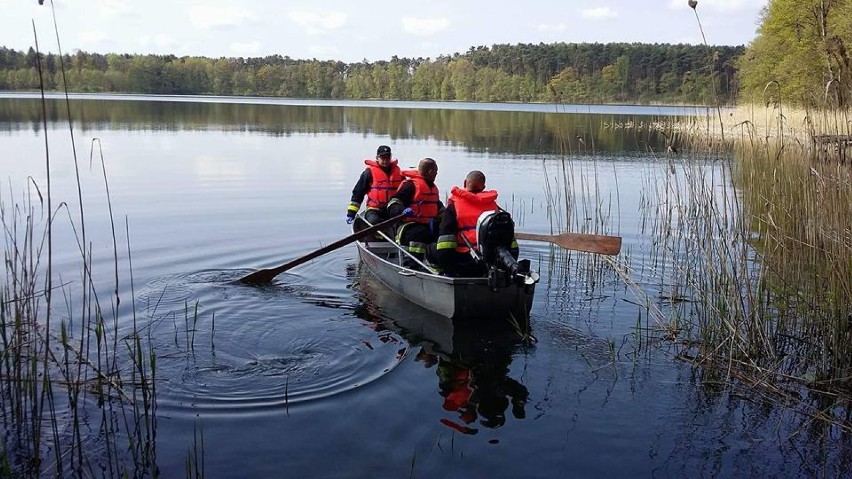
top-left (362, 217), bottom-right (438, 274)
top-left (240, 214), bottom-right (405, 284)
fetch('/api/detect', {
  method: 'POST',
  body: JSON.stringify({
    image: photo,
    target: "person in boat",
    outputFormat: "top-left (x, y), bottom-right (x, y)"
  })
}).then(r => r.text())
top-left (346, 145), bottom-right (403, 226)
top-left (431, 170), bottom-right (519, 276)
top-left (386, 158), bottom-right (443, 264)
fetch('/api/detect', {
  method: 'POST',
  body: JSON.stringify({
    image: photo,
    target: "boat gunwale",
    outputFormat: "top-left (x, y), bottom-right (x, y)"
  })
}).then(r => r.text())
top-left (356, 239), bottom-right (492, 286)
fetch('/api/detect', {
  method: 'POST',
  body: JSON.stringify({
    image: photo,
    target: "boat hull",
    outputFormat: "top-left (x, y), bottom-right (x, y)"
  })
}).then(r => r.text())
top-left (355, 239), bottom-right (535, 320)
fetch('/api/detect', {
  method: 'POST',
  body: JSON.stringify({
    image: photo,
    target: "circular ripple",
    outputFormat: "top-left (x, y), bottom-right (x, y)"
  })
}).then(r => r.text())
top-left (133, 268), bottom-right (407, 415)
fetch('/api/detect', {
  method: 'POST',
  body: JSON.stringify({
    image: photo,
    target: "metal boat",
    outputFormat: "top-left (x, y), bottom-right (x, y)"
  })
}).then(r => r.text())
top-left (353, 215), bottom-right (538, 320)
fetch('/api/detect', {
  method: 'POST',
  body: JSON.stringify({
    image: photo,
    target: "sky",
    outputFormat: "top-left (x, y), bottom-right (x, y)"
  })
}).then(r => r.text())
top-left (1, 0), bottom-right (768, 62)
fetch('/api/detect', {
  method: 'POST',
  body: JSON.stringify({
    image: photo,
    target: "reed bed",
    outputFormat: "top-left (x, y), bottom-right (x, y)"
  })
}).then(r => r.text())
top-left (626, 104), bottom-right (852, 432)
top-left (0, 8), bottom-right (172, 474)
top-left (0, 157), bottom-right (161, 477)
top-left (535, 134), bottom-right (636, 351)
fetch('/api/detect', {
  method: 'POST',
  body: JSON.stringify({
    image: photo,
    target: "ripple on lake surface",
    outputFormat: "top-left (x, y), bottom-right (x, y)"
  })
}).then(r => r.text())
top-left (135, 269), bottom-right (407, 416)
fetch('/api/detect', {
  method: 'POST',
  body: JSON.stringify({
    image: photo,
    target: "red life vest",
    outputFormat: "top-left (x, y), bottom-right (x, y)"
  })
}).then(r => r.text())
top-left (364, 159), bottom-right (402, 209)
top-left (449, 186), bottom-right (499, 253)
top-left (442, 369), bottom-right (473, 412)
top-left (400, 170), bottom-right (440, 224)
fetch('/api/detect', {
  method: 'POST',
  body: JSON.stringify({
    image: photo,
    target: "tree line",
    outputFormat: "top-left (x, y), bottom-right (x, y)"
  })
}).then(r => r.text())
top-left (0, 42), bottom-right (744, 105)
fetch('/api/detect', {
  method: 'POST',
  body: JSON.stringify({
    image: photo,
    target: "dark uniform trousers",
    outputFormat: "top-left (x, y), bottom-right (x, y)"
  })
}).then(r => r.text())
top-left (396, 221), bottom-right (436, 263)
top-left (364, 207), bottom-right (388, 226)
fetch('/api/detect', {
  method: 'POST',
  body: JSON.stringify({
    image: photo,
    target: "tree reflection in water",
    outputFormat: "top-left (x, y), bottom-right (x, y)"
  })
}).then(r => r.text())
top-left (0, 97), bottom-right (670, 157)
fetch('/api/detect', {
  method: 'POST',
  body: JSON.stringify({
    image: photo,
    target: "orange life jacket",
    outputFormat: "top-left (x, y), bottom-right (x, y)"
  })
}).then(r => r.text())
top-left (449, 186), bottom-right (499, 253)
top-left (442, 369), bottom-right (473, 412)
top-left (401, 170), bottom-right (440, 224)
top-left (364, 159), bottom-right (402, 209)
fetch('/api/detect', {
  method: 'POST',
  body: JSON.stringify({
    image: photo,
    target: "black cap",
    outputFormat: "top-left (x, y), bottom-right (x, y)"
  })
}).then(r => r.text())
top-left (377, 145), bottom-right (391, 157)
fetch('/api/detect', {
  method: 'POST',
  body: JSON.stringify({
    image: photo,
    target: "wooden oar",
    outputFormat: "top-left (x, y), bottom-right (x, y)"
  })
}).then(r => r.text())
top-left (239, 214), bottom-right (405, 285)
top-left (515, 231), bottom-right (622, 255)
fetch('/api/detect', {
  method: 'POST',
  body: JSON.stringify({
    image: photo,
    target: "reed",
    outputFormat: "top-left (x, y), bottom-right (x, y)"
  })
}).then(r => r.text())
top-left (628, 103), bottom-right (852, 431)
top-left (1, 156), bottom-right (161, 476)
top-left (1, 8), bottom-right (162, 474)
top-left (596, 1), bottom-right (852, 431)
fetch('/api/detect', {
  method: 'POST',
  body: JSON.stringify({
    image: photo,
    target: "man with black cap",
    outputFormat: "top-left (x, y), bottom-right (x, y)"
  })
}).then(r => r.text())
top-left (346, 145), bottom-right (403, 226)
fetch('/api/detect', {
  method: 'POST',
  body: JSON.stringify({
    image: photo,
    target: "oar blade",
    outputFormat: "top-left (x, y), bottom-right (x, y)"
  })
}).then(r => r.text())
top-left (554, 232), bottom-right (622, 255)
top-left (239, 268), bottom-right (278, 285)
top-left (515, 231), bottom-right (622, 255)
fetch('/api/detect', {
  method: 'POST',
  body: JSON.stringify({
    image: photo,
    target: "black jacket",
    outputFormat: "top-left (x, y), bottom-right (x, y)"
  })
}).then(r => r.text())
top-left (348, 164), bottom-right (396, 218)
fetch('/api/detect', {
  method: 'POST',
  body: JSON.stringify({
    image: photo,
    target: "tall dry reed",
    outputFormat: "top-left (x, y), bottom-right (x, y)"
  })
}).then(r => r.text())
top-left (627, 103), bottom-right (852, 432)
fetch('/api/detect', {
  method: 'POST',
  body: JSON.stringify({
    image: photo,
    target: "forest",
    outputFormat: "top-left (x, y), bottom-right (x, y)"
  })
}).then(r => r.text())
top-left (3, 0), bottom-right (851, 109)
top-left (0, 42), bottom-right (743, 105)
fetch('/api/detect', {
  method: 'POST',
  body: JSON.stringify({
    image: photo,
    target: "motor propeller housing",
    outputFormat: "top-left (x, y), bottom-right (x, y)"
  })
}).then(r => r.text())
top-left (476, 210), bottom-right (515, 264)
top-left (476, 211), bottom-right (538, 288)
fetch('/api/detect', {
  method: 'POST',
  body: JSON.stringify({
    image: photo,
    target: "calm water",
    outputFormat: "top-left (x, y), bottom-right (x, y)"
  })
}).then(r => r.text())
top-left (0, 95), bottom-right (848, 477)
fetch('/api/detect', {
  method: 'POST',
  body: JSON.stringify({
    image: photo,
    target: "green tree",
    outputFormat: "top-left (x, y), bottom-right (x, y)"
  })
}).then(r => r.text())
top-left (546, 67), bottom-right (588, 103)
top-left (738, 0), bottom-right (852, 107)
top-left (448, 59), bottom-right (475, 100)
top-left (210, 59), bottom-right (235, 95)
top-left (0, 42), bottom-right (746, 105)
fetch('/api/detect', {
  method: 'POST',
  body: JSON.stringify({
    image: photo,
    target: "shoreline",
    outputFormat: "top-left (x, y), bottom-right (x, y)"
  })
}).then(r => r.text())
top-left (675, 104), bottom-right (852, 142)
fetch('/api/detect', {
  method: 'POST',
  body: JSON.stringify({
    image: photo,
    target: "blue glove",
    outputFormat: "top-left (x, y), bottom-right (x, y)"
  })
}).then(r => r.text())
top-left (402, 207), bottom-right (415, 217)
top-left (346, 216), bottom-right (355, 224)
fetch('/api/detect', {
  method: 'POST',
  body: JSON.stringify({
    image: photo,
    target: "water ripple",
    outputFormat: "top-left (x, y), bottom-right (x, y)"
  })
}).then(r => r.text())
top-left (131, 268), bottom-right (407, 416)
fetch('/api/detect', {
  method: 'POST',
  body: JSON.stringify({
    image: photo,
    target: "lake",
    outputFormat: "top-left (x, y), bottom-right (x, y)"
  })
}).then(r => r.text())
top-left (0, 94), bottom-right (848, 477)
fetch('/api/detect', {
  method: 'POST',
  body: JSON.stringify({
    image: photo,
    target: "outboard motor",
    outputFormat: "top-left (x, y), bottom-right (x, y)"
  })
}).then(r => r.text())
top-left (475, 211), bottom-right (538, 289)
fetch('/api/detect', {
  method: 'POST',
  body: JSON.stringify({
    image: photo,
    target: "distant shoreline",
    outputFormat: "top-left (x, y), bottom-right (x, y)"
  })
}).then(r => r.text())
top-left (0, 91), bottom-right (718, 117)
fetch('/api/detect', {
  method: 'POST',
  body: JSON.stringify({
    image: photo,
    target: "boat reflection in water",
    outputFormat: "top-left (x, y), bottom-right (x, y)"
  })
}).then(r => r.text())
top-left (352, 268), bottom-right (533, 435)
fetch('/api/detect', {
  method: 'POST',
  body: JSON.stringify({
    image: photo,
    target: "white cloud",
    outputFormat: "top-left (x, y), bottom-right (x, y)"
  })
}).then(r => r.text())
top-left (668, 0), bottom-right (763, 12)
top-left (401, 17), bottom-right (450, 36)
top-left (92, 0), bottom-right (133, 18)
top-left (581, 7), bottom-right (618, 19)
top-left (79, 31), bottom-right (108, 44)
top-left (308, 45), bottom-right (342, 59)
top-left (229, 41), bottom-right (261, 56)
top-left (139, 34), bottom-right (177, 51)
top-left (538, 23), bottom-right (567, 33)
top-left (189, 5), bottom-right (256, 29)
top-left (288, 11), bottom-right (347, 35)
